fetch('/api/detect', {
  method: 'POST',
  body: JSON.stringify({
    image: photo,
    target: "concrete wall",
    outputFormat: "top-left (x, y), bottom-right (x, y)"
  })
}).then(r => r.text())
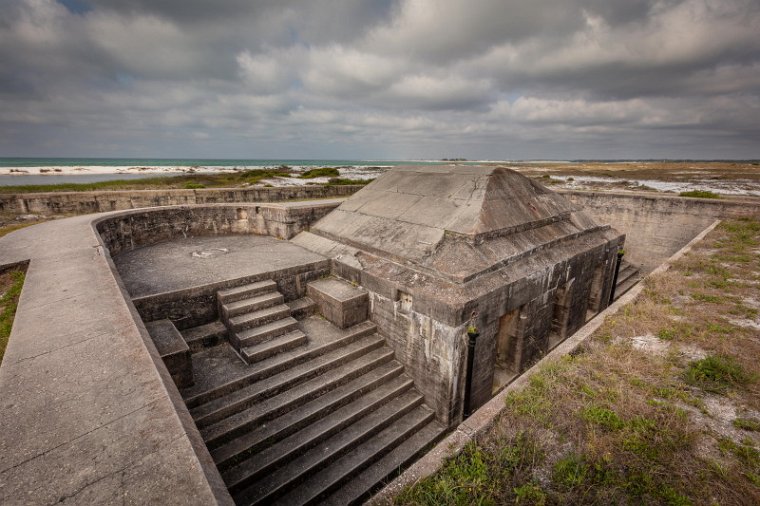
top-left (562, 191), bottom-right (760, 273)
top-left (0, 185), bottom-right (362, 215)
top-left (95, 202), bottom-right (339, 255)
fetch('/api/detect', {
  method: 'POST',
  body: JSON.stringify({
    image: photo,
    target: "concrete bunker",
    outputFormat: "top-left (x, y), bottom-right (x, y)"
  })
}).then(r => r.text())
top-left (293, 165), bottom-right (626, 423)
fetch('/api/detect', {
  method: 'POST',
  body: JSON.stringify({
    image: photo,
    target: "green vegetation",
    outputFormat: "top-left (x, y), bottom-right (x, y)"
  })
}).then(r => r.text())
top-left (733, 418), bottom-right (760, 432)
top-left (0, 167), bottom-right (370, 194)
top-left (0, 269), bottom-right (25, 364)
top-left (0, 168), bottom-right (374, 194)
top-left (396, 218), bottom-right (760, 505)
top-left (326, 177), bottom-right (371, 186)
top-left (679, 190), bottom-right (721, 199)
top-left (299, 167), bottom-right (340, 178)
top-left (684, 355), bottom-right (752, 392)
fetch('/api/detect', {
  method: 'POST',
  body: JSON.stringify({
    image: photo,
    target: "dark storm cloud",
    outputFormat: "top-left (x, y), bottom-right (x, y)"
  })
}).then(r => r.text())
top-left (0, 0), bottom-right (758, 158)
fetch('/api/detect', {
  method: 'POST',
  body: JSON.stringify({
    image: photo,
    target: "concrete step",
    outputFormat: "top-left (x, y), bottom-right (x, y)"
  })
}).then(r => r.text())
top-left (321, 418), bottom-right (445, 506)
top-left (218, 367), bottom-right (411, 481)
top-left (145, 319), bottom-right (193, 388)
top-left (222, 292), bottom-right (284, 320)
top-left (232, 390), bottom-right (426, 505)
top-left (240, 330), bottom-right (308, 364)
top-left (228, 304), bottom-right (291, 333)
top-left (232, 317), bottom-right (299, 348)
top-left (615, 274), bottom-right (641, 299)
top-left (195, 337), bottom-right (390, 441)
top-left (218, 280), bottom-right (278, 304)
top-left (286, 297), bottom-right (317, 320)
top-left (183, 321), bottom-right (377, 409)
top-left (616, 264), bottom-right (639, 286)
top-left (180, 321), bottom-right (228, 353)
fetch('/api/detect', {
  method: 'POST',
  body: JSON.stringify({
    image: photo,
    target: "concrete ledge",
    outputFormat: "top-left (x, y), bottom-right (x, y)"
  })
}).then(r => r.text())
top-left (145, 319), bottom-right (193, 389)
top-left (369, 218), bottom-right (722, 504)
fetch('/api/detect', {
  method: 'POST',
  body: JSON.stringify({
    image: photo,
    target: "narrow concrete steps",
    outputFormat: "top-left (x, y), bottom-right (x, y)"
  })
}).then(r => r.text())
top-left (231, 391), bottom-right (429, 505)
top-left (180, 321), bottom-right (228, 353)
top-left (320, 418), bottom-right (445, 506)
top-left (183, 320), bottom-right (377, 409)
top-left (233, 317), bottom-right (299, 348)
top-left (617, 263), bottom-right (639, 286)
top-left (240, 329), bottom-right (307, 364)
top-left (200, 345), bottom-right (393, 448)
top-left (228, 304), bottom-right (292, 333)
top-left (211, 361), bottom-right (413, 472)
top-left (193, 335), bottom-right (388, 439)
top-left (218, 280), bottom-right (278, 304)
top-left (222, 291), bottom-right (284, 319)
top-left (614, 260), bottom-right (641, 299)
top-left (616, 274), bottom-right (641, 298)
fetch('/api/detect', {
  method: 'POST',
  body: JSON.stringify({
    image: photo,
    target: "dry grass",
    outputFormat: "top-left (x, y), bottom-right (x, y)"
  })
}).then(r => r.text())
top-left (395, 217), bottom-right (760, 506)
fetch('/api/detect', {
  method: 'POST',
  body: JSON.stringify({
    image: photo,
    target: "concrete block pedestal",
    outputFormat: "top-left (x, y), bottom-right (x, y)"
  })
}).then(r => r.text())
top-left (307, 278), bottom-right (368, 329)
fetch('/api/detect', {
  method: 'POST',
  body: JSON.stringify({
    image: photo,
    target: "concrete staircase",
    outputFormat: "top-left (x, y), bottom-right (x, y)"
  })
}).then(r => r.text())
top-left (173, 277), bottom-right (444, 505)
top-left (219, 280), bottom-right (312, 364)
top-left (614, 260), bottom-right (641, 299)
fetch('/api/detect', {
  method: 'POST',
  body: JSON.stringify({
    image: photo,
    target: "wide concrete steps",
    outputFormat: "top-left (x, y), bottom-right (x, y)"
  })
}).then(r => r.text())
top-left (181, 279), bottom-right (446, 505)
top-left (184, 320), bottom-right (378, 410)
top-left (232, 398), bottom-right (442, 506)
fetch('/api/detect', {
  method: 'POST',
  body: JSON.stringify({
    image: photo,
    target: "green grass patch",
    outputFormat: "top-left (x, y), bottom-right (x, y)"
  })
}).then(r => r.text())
top-left (396, 433), bottom-right (543, 505)
top-left (299, 167), bottom-right (340, 178)
top-left (733, 417), bottom-right (760, 432)
top-left (679, 190), bottom-right (720, 199)
top-left (684, 355), bottom-right (752, 393)
top-left (0, 269), bottom-right (25, 364)
top-left (581, 406), bottom-right (625, 430)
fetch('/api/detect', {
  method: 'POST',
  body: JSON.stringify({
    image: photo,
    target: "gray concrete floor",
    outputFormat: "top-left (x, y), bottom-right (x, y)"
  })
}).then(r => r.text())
top-left (113, 235), bottom-right (326, 297)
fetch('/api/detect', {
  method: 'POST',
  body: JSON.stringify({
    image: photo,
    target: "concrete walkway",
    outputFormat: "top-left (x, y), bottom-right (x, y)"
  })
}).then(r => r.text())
top-left (0, 207), bottom-right (289, 504)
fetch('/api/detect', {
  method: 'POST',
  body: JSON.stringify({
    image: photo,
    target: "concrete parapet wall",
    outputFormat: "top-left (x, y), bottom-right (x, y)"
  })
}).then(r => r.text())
top-left (561, 190), bottom-right (760, 273)
top-left (0, 184), bottom-right (362, 215)
top-left (95, 201), bottom-right (340, 255)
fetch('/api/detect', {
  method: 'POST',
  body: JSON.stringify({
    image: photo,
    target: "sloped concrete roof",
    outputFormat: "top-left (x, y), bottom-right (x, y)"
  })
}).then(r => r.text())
top-left (307, 165), bottom-right (606, 283)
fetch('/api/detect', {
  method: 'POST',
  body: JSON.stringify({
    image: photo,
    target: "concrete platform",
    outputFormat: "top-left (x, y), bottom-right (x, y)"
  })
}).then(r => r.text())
top-left (114, 235), bottom-right (326, 298)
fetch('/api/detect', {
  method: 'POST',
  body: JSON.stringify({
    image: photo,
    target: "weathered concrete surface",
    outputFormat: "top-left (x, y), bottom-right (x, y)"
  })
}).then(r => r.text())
top-left (115, 235), bottom-right (326, 298)
top-left (561, 190), bottom-right (760, 273)
top-left (0, 184), bottom-right (361, 215)
top-left (0, 200), bottom-right (341, 505)
top-left (307, 277), bottom-right (369, 329)
top-left (295, 166), bottom-right (624, 425)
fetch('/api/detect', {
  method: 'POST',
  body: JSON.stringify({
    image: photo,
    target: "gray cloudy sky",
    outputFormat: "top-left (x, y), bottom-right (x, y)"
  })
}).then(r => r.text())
top-left (1, 0), bottom-right (759, 159)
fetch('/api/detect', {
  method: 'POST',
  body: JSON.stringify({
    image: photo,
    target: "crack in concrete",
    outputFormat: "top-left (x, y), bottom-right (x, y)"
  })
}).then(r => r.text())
top-left (14, 331), bottom-right (110, 364)
top-left (50, 432), bottom-right (186, 505)
top-left (0, 399), bottom-right (160, 476)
